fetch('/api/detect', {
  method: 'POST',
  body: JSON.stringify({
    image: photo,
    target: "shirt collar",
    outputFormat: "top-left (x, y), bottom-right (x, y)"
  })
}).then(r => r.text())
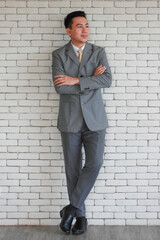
top-left (71, 43), bottom-right (85, 56)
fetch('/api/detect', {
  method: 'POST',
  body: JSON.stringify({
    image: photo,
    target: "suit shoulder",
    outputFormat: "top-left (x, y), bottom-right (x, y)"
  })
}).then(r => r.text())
top-left (88, 42), bottom-right (104, 52)
top-left (52, 43), bottom-right (68, 56)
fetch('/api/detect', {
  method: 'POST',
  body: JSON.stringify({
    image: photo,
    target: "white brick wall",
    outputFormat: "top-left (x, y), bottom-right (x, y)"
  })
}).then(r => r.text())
top-left (0, 0), bottom-right (160, 225)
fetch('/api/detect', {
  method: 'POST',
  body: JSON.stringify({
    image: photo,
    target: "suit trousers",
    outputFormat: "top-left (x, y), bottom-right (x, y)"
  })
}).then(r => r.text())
top-left (61, 120), bottom-right (106, 217)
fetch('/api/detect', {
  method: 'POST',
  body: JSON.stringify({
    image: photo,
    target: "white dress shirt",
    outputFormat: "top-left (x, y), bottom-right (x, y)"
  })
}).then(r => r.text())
top-left (71, 43), bottom-right (85, 57)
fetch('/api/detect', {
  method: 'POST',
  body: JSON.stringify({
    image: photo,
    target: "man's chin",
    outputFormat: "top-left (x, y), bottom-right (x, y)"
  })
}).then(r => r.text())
top-left (81, 39), bottom-right (88, 43)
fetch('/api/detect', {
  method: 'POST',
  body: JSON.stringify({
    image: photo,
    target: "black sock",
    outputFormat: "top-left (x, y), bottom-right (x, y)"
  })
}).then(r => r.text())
top-left (77, 216), bottom-right (86, 220)
top-left (66, 204), bottom-right (77, 215)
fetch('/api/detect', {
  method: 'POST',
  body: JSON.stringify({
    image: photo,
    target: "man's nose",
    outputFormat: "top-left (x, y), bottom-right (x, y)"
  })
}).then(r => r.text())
top-left (82, 26), bottom-right (87, 32)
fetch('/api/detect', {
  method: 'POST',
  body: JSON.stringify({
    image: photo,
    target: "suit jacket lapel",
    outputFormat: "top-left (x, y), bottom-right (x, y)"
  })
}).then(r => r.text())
top-left (79, 42), bottom-right (93, 71)
top-left (65, 41), bottom-right (93, 68)
top-left (65, 41), bottom-right (79, 66)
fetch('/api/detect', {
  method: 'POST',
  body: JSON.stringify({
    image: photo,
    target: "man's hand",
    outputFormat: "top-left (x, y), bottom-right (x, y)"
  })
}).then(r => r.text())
top-left (93, 65), bottom-right (106, 76)
top-left (54, 65), bottom-right (106, 87)
top-left (54, 75), bottom-right (79, 86)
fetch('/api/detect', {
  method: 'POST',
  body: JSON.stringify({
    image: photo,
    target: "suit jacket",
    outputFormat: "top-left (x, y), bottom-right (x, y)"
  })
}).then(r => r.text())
top-left (52, 41), bottom-right (112, 132)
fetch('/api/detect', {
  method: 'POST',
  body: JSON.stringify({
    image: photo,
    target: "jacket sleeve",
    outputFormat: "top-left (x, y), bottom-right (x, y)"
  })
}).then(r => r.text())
top-left (51, 51), bottom-right (81, 95)
top-left (79, 48), bottom-right (112, 93)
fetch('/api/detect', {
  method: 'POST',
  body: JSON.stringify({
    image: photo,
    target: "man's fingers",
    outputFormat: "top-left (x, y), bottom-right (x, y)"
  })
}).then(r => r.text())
top-left (54, 75), bottom-right (63, 78)
top-left (96, 65), bottom-right (106, 69)
top-left (95, 66), bottom-right (103, 71)
top-left (95, 67), bottom-right (106, 74)
top-left (54, 78), bottom-right (65, 85)
top-left (95, 66), bottom-right (106, 72)
top-left (96, 65), bottom-right (102, 69)
top-left (94, 66), bottom-right (106, 76)
top-left (54, 75), bottom-right (65, 85)
top-left (96, 70), bottom-right (104, 75)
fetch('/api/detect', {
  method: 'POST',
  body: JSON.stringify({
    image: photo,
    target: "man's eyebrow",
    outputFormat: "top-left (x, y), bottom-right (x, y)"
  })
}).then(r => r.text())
top-left (76, 23), bottom-right (89, 26)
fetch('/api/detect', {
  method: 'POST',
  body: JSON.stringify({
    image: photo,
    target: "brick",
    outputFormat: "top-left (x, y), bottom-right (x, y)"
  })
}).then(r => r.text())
top-left (0, 219), bottom-right (18, 225)
top-left (6, 15), bottom-right (27, 21)
top-left (115, 212), bottom-right (135, 218)
top-left (83, 8), bottom-right (103, 14)
top-left (17, 8), bottom-right (38, 14)
top-left (19, 219), bottom-right (39, 225)
top-left (137, 1), bottom-right (157, 7)
top-left (105, 219), bottom-right (125, 225)
top-left (136, 15), bottom-right (157, 21)
top-left (11, 28), bottom-right (32, 34)
top-left (148, 219), bottom-right (160, 225)
top-left (93, 212), bottom-right (113, 218)
top-left (126, 219), bottom-right (147, 225)
top-left (126, 206), bottom-right (146, 212)
top-left (104, 7), bottom-right (125, 14)
top-left (126, 8), bottom-right (147, 14)
top-left (115, 15), bottom-right (135, 21)
top-left (39, 8), bottom-right (59, 14)
top-left (18, 21), bottom-right (39, 28)
top-left (93, 15), bottom-right (113, 21)
top-left (27, 1), bottom-right (48, 7)
top-left (29, 212), bottom-right (49, 218)
top-left (8, 212), bottom-right (28, 218)
top-left (0, 7), bottom-right (16, 13)
top-left (49, 1), bottom-right (70, 8)
top-left (71, 1), bottom-right (91, 7)
top-left (6, 0), bottom-right (26, 7)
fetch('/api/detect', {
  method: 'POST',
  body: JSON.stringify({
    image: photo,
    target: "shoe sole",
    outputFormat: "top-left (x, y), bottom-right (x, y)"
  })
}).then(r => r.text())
top-left (72, 223), bottom-right (88, 235)
top-left (60, 225), bottom-right (70, 235)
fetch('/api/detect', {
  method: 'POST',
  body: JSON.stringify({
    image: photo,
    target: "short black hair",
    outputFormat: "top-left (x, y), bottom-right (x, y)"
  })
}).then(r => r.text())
top-left (64, 11), bottom-right (87, 29)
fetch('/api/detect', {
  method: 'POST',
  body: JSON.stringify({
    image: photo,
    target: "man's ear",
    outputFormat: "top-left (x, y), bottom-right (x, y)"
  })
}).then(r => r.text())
top-left (66, 28), bottom-right (71, 37)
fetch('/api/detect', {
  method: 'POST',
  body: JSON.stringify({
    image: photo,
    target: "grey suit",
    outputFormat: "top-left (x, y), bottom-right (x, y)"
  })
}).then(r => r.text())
top-left (52, 41), bottom-right (112, 132)
top-left (52, 41), bottom-right (112, 217)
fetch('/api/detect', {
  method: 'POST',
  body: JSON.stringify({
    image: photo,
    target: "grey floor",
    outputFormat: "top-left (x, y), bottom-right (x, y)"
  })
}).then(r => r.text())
top-left (0, 226), bottom-right (160, 240)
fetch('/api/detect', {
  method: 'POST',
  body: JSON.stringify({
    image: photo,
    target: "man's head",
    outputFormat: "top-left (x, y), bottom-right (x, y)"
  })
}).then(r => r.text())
top-left (64, 11), bottom-right (87, 29)
top-left (64, 11), bottom-right (90, 48)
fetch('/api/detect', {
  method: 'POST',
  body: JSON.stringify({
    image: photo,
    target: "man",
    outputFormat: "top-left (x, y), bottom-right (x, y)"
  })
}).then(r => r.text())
top-left (52, 11), bottom-right (112, 235)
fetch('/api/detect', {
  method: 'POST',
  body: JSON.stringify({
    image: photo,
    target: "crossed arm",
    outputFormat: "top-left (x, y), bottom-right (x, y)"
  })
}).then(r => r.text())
top-left (52, 48), bottom-right (112, 94)
top-left (54, 65), bottom-right (106, 87)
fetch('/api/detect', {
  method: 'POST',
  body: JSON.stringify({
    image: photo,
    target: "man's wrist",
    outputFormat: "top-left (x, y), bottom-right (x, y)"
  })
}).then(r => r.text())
top-left (74, 78), bottom-right (80, 85)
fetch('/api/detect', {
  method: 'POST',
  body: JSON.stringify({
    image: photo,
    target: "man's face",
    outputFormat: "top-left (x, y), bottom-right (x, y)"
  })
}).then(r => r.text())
top-left (66, 17), bottom-right (90, 47)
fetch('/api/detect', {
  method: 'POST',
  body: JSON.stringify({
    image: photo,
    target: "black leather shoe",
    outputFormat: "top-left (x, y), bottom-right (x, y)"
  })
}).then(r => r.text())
top-left (72, 217), bottom-right (87, 235)
top-left (60, 207), bottom-right (74, 235)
